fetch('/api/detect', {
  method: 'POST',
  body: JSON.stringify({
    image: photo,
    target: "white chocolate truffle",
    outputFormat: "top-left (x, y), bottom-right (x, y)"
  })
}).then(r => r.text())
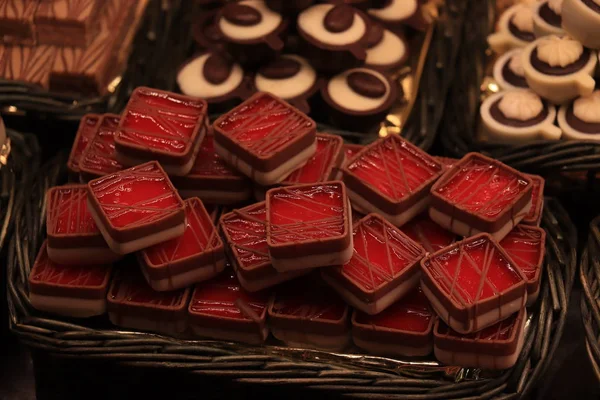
top-left (537, 36), bottom-right (583, 67)
top-left (498, 90), bottom-right (544, 121)
top-left (574, 91), bottom-right (600, 123)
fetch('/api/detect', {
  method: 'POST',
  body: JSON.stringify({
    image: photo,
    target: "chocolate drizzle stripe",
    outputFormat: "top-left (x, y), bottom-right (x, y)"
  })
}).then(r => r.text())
top-left (32, 245), bottom-right (110, 287)
top-left (222, 207), bottom-right (271, 264)
top-left (283, 136), bottom-right (339, 183)
top-left (111, 271), bottom-right (186, 308)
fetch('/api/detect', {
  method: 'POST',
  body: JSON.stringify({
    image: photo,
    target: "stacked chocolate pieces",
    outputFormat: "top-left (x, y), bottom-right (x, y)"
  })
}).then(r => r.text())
top-left (0, 0), bottom-right (146, 95)
top-left (29, 87), bottom-right (547, 371)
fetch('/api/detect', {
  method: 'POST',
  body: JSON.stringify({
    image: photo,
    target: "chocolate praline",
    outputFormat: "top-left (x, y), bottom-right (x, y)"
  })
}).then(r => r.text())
top-left (530, 48), bottom-right (592, 76)
top-left (558, 91), bottom-right (600, 140)
top-left (216, 0), bottom-right (288, 67)
top-left (364, 22), bottom-right (409, 71)
top-left (493, 49), bottom-right (529, 90)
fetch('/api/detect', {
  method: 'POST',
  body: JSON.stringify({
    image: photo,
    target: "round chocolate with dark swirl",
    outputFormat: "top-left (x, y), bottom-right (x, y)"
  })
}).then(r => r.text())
top-left (493, 49), bottom-right (528, 90)
top-left (217, 0), bottom-right (288, 67)
top-left (252, 55), bottom-right (320, 114)
top-left (530, 36), bottom-right (591, 75)
top-left (297, 4), bottom-right (370, 72)
top-left (489, 97), bottom-right (549, 128)
top-left (559, 91), bottom-right (600, 139)
top-left (321, 67), bottom-right (398, 130)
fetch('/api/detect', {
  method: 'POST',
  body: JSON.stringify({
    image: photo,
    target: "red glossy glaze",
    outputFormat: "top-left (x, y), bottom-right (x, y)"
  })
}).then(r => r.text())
top-left (142, 198), bottom-right (223, 266)
top-left (30, 244), bottom-right (111, 288)
top-left (433, 156), bottom-right (530, 219)
top-left (109, 268), bottom-right (188, 308)
top-left (80, 114), bottom-right (123, 177)
top-left (500, 225), bottom-right (544, 282)
top-left (400, 213), bottom-right (456, 254)
top-left (354, 286), bottom-right (433, 332)
top-left (343, 144), bottom-right (364, 164)
top-left (281, 134), bottom-right (343, 184)
top-left (423, 235), bottom-right (524, 305)
top-left (68, 114), bottom-right (100, 172)
top-left (436, 311), bottom-right (518, 340)
top-left (189, 134), bottom-right (243, 177)
top-left (118, 88), bottom-right (206, 155)
top-left (215, 93), bottom-right (314, 157)
top-left (339, 214), bottom-right (425, 292)
top-left (271, 280), bottom-right (347, 322)
top-left (268, 183), bottom-right (346, 245)
top-left (220, 202), bottom-right (269, 270)
top-left (189, 271), bottom-right (270, 320)
top-left (47, 185), bottom-right (98, 236)
top-left (346, 135), bottom-right (442, 201)
top-left (88, 162), bottom-right (183, 229)
top-left (523, 174), bottom-right (544, 224)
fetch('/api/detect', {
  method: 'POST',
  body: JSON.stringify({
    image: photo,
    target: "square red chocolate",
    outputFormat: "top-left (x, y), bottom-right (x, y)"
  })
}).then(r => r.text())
top-left (46, 184), bottom-right (120, 265)
top-left (266, 182), bottom-right (353, 271)
top-left (138, 197), bottom-right (226, 292)
top-left (220, 202), bottom-right (309, 292)
top-left (521, 174), bottom-right (544, 226)
top-left (188, 270), bottom-right (272, 344)
top-left (434, 308), bottom-right (526, 370)
top-left (79, 114), bottom-right (124, 182)
top-left (342, 135), bottom-right (444, 227)
top-left (0, 0), bottom-right (39, 45)
top-left (420, 233), bottom-right (527, 334)
top-left (29, 241), bottom-right (113, 318)
top-left (170, 133), bottom-right (252, 204)
top-left (322, 213), bottom-right (426, 315)
top-left (268, 277), bottom-right (350, 351)
top-left (352, 286), bottom-right (435, 357)
top-left (115, 87), bottom-right (208, 176)
top-left (87, 161), bottom-right (186, 255)
top-left (500, 225), bottom-right (546, 305)
top-left (400, 213), bottom-right (456, 254)
top-left (107, 267), bottom-right (191, 336)
top-left (213, 92), bottom-right (317, 186)
top-left (429, 152), bottom-right (533, 241)
top-left (67, 114), bottom-right (100, 179)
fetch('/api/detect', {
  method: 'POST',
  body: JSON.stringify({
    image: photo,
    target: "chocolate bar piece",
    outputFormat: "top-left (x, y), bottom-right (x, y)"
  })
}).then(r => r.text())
top-left (138, 198), bottom-right (226, 292)
top-left (87, 161), bottom-right (186, 255)
top-left (107, 267), bottom-right (191, 336)
top-left (268, 277), bottom-right (350, 351)
top-left (352, 286), bottom-right (435, 357)
top-left (266, 182), bottom-right (353, 271)
top-left (46, 184), bottom-right (120, 265)
top-left (429, 153), bottom-right (533, 241)
top-left (434, 308), bottom-right (527, 370)
top-left (0, 0), bottom-right (39, 45)
top-left (79, 114), bottom-right (123, 181)
top-left (67, 114), bottom-right (100, 179)
top-left (0, 43), bottom-right (57, 88)
top-left (220, 202), bottom-right (309, 292)
top-left (35, 0), bottom-right (104, 47)
top-left (322, 213), bottom-right (426, 315)
top-left (188, 270), bottom-right (272, 344)
top-left (29, 241), bottom-right (113, 318)
top-left (420, 233), bottom-right (528, 334)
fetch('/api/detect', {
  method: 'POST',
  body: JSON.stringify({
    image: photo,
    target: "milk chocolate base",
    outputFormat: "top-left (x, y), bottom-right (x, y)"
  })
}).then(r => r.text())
top-left (351, 310), bottom-right (433, 349)
top-left (429, 153), bottom-right (533, 234)
top-left (188, 308), bottom-right (266, 336)
top-left (420, 234), bottom-right (528, 328)
top-left (531, 48), bottom-right (591, 76)
top-left (139, 246), bottom-right (225, 281)
top-left (268, 305), bottom-right (349, 337)
top-left (490, 99), bottom-right (549, 128)
top-left (501, 61), bottom-right (528, 88)
top-left (566, 104), bottom-right (600, 134)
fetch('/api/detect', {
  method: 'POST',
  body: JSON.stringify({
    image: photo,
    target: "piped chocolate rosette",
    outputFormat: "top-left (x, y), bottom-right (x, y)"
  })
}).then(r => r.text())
top-left (480, 89), bottom-right (561, 143)
top-left (177, 52), bottom-right (251, 111)
top-left (488, 4), bottom-right (535, 54)
top-left (265, 0), bottom-right (315, 14)
top-left (192, 10), bottom-right (226, 53)
top-left (562, 0), bottom-right (600, 49)
top-left (364, 22), bottom-right (409, 71)
top-left (493, 49), bottom-right (529, 90)
top-left (297, 4), bottom-right (370, 73)
top-left (558, 90), bottom-right (600, 140)
top-left (252, 55), bottom-right (320, 114)
top-left (522, 35), bottom-right (598, 104)
top-left (216, 0), bottom-right (288, 67)
top-left (367, 0), bottom-right (431, 31)
top-left (321, 67), bottom-right (398, 131)
top-left (533, 0), bottom-right (565, 37)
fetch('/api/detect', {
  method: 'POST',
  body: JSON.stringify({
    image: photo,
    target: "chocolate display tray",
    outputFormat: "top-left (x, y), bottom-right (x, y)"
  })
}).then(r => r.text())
top-left (581, 216), bottom-right (600, 384)
top-left (439, 0), bottom-right (600, 176)
top-left (0, 0), bottom-right (190, 123)
top-left (6, 150), bottom-right (577, 399)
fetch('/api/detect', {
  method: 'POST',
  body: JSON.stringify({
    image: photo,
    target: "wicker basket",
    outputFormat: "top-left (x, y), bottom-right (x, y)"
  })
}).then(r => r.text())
top-left (439, 0), bottom-right (600, 174)
top-left (580, 216), bottom-right (600, 383)
top-left (6, 149), bottom-right (578, 398)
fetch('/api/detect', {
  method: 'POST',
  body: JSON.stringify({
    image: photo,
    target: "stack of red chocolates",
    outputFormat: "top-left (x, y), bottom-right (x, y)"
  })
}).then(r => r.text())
top-left (28, 87), bottom-right (547, 371)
